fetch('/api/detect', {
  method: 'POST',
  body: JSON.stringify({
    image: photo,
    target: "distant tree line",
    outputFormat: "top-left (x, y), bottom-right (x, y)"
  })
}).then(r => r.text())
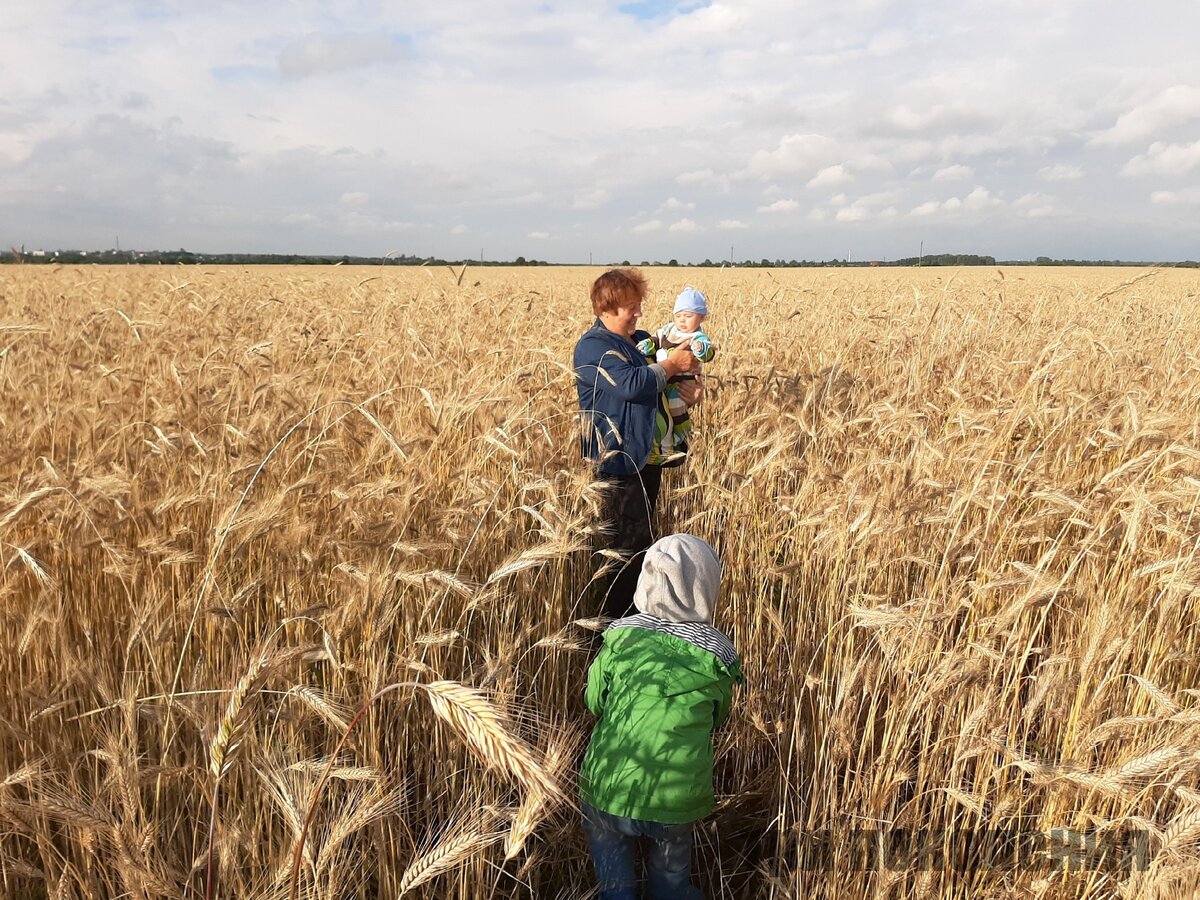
top-left (4, 249), bottom-right (553, 266)
top-left (1022, 256), bottom-right (1200, 267)
top-left (891, 253), bottom-right (996, 266)
top-left (5, 248), bottom-right (1198, 268)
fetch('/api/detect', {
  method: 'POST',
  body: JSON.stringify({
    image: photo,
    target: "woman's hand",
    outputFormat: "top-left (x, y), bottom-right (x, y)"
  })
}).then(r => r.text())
top-left (676, 377), bottom-right (703, 408)
top-left (661, 345), bottom-right (700, 379)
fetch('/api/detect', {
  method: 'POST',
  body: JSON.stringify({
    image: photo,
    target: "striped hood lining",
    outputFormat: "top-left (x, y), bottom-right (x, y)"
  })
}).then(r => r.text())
top-left (607, 613), bottom-right (739, 670)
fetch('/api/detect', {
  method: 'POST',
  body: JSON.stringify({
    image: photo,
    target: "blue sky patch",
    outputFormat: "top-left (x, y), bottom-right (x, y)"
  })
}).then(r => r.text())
top-left (618, 0), bottom-right (710, 20)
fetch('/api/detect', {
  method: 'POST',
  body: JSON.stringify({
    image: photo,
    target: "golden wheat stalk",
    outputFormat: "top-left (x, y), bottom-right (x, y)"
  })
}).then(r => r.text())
top-left (209, 650), bottom-right (273, 780)
top-left (397, 824), bottom-right (502, 896)
top-left (503, 738), bottom-right (575, 860)
top-left (0, 486), bottom-right (62, 531)
top-left (419, 681), bottom-right (562, 801)
top-left (206, 646), bottom-right (278, 900)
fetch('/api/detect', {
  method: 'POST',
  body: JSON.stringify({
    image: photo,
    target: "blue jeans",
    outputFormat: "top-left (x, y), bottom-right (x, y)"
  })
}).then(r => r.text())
top-left (581, 803), bottom-right (702, 900)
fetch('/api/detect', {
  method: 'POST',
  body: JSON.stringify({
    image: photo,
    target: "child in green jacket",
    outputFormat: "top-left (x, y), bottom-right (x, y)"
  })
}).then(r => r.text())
top-left (580, 533), bottom-right (743, 900)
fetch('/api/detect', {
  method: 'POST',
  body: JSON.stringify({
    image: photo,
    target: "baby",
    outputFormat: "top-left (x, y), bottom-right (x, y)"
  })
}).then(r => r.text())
top-left (636, 287), bottom-right (715, 466)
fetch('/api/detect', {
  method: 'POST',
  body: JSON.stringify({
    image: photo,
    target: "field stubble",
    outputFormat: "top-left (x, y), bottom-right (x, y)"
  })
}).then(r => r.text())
top-left (1, 264), bottom-right (1200, 899)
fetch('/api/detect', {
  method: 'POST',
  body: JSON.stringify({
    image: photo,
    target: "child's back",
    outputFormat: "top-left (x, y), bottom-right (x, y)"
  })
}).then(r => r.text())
top-left (580, 534), bottom-right (742, 899)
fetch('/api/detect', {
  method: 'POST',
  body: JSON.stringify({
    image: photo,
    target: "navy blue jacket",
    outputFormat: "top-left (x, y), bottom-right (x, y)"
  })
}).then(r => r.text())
top-left (574, 319), bottom-right (663, 475)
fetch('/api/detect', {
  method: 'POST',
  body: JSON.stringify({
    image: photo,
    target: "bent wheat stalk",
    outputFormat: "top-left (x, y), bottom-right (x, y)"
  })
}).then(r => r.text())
top-left (287, 679), bottom-right (559, 900)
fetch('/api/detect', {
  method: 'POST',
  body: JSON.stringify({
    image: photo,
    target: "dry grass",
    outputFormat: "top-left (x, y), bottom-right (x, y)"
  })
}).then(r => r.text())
top-left (2, 263), bottom-right (1200, 898)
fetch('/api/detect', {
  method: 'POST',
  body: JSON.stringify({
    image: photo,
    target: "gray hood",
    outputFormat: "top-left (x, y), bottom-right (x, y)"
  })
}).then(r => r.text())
top-left (632, 534), bottom-right (721, 624)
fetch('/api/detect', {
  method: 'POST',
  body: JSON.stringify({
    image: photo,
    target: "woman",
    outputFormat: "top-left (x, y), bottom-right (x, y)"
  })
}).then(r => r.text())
top-left (573, 268), bottom-right (702, 619)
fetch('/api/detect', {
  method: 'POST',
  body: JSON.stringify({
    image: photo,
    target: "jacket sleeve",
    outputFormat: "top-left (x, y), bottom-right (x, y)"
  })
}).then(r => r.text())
top-left (714, 657), bottom-right (742, 728)
top-left (585, 649), bottom-right (611, 717)
top-left (634, 335), bottom-right (658, 359)
top-left (691, 332), bottom-right (716, 363)
top-left (714, 675), bottom-right (734, 729)
top-left (575, 334), bottom-right (661, 405)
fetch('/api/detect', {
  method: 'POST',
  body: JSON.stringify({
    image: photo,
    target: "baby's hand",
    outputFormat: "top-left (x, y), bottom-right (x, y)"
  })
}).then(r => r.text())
top-left (635, 337), bottom-right (656, 356)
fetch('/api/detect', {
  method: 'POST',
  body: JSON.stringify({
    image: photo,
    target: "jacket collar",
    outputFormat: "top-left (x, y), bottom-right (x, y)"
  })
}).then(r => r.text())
top-left (590, 317), bottom-right (646, 348)
top-left (607, 613), bottom-right (741, 673)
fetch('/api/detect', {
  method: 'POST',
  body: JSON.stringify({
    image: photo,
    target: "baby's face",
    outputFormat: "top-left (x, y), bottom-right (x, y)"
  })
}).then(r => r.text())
top-left (673, 311), bottom-right (706, 333)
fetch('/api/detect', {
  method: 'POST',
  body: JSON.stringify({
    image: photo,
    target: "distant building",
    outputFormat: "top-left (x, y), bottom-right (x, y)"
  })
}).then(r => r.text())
top-left (32, 249), bottom-right (45, 257)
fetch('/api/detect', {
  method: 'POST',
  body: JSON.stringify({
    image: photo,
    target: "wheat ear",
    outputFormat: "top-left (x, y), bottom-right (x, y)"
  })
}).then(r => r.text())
top-left (504, 739), bottom-right (574, 860)
top-left (206, 646), bottom-right (274, 900)
top-left (288, 682), bottom-right (417, 900)
top-left (398, 820), bottom-right (502, 895)
top-left (288, 679), bottom-right (561, 900)
top-left (419, 681), bottom-right (562, 801)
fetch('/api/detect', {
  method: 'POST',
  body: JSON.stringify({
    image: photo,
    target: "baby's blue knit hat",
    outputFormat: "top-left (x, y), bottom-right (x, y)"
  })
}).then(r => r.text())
top-left (673, 287), bottom-right (708, 316)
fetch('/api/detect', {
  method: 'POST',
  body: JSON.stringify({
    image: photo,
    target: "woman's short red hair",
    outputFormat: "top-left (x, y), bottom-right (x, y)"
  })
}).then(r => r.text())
top-left (591, 268), bottom-right (647, 316)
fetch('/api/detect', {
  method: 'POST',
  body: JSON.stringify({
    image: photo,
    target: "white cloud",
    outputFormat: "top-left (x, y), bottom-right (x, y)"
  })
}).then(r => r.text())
top-left (278, 33), bottom-right (408, 79)
top-left (744, 133), bottom-right (836, 180)
top-left (1091, 85), bottom-right (1200, 146)
top-left (807, 164), bottom-right (852, 189)
top-left (339, 191), bottom-right (369, 205)
top-left (848, 154), bottom-right (895, 176)
top-left (676, 168), bottom-right (714, 184)
top-left (668, 217), bottom-right (700, 232)
top-left (660, 197), bottom-right (695, 212)
top-left (1151, 188), bottom-right (1200, 206)
top-left (339, 210), bottom-right (419, 234)
top-left (718, 219), bottom-right (748, 229)
top-left (503, 191), bottom-right (547, 206)
top-left (906, 187), bottom-right (1001, 217)
top-left (1014, 193), bottom-right (1060, 217)
top-left (757, 199), bottom-right (800, 213)
top-left (282, 212), bottom-right (320, 225)
top-left (962, 186), bottom-right (1000, 210)
top-left (632, 219), bottom-right (664, 233)
top-left (1038, 164), bottom-right (1082, 182)
top-left (661, 2), bottom-right (742, 40)
top-left (528, 231), bottom-right (550, 239)
top-left (830, 190), bottom-right (903, 223)
top-left (451, 224), bottom-right (467, 235)
top-left (933, 164), bottom-right (973, 181)
top-left (867, 30), bottom-right (911, 56)
top-left (887, 103), bottom-right (995, 135)
top-left (1121, 140), bottom-right (1200, 177)
top-left (572, 188), bottom-right (611, 210)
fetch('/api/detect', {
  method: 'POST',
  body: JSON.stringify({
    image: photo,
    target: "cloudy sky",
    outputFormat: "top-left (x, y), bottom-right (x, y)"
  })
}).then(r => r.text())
top-left (4, 1), bottom-right (1199, 262)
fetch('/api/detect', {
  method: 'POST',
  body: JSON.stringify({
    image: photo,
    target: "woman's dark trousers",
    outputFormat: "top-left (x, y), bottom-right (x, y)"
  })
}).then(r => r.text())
top-left (592, 465), bottom-right (662, 620)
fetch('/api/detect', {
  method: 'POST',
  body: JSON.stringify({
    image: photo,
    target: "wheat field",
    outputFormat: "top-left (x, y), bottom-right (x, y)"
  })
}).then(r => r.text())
top-left (2, 263), bottom-right (1200, 899)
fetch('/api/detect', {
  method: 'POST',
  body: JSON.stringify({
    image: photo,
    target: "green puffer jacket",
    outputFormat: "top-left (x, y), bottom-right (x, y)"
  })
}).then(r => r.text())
top-left (580, 620), bottom-right (743, 825)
